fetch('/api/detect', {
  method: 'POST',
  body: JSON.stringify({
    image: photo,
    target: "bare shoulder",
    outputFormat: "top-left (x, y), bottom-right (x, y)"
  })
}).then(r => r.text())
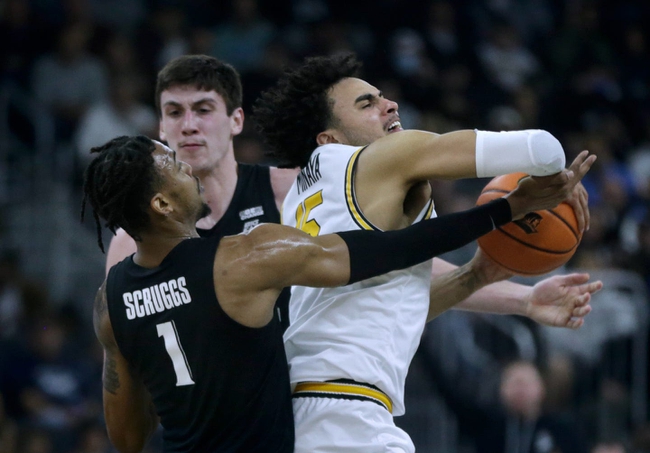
top-left (218, 223), bottom-right (305, 258)
top-left (215, 223), bottom-right (316, 284)
top-left (215, 224), bottom-right (308, 325)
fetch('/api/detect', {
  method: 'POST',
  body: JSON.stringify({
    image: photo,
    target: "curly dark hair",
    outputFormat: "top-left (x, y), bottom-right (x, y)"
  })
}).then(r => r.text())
top-left (155, 54), bottom-right (242, 117)
top-left (81, 135), bottom-right (161, 252)
top-left (253, 53), bottom-right (362, 168)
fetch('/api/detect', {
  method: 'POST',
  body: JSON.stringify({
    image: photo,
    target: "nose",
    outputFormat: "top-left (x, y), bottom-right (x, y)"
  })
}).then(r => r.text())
top-left (182, 111), bottom-right (198, 135)
top-left (384, 98), bottom-right (399, 115)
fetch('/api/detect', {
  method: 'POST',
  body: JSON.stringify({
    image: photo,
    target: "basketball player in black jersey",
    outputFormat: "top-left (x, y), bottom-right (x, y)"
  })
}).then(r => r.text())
top-left (83, 135), bottom-right (586, 453)
top-left (104, 55), bottom-right (298, 331)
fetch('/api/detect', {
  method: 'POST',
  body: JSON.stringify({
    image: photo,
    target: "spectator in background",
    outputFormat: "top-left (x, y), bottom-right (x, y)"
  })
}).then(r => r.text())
top-left (0, 249), bottom-right (48, 342)
top-left (16, 427), bottom-right (54, 453)
top-left (86, 0), bottom-right (146, 36)
top-left (618, 210), bottom-right (650, 291)
top-left (135, 5), bottom-right (190, 75)
top-left (476, 360), bottom-right (588, 453)
top-left (14, 315), bottom-right (101, 453)
top-left (31, 22), bottom-right (109, 141)
top-left (548, 3), bottom-right (613, 82)
top-left (422, 0), bottom-right (473, 69)
top-left (590, 440), bottom-right (628, 453)
top-left (102, 32), bottom-right (146, 79)
top-left (476, 21), bottom-right (542, 95)
top-left (0, 392), bottom-right (17, 453)
top-left (74, 71), bottom-right (157, 167)
top-left (388, 28), bottom-right (438, 110)
top-left (0, 0), bottom-right (48, 88)
top-left (210, 0), bottom-right (276, 74)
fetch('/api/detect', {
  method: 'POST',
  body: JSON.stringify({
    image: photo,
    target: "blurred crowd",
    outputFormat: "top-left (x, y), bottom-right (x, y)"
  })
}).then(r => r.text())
top-left (2, 0), bottom-right (650, 451)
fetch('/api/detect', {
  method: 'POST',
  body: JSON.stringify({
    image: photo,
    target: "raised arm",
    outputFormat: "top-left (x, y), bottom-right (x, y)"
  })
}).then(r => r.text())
top-left (358, 128), bottom-right (566, 187)
top-left (215, 167), bottom-right (587, 328)
top-left (93, 281), bottom-right (159, 453)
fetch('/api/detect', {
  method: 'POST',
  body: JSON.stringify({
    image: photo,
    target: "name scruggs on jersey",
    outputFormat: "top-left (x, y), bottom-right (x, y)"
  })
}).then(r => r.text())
top-left (122, 277), bottom-right (192, 319)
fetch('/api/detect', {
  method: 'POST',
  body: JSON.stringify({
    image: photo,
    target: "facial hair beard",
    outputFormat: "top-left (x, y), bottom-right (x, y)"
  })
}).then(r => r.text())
top-left (196, 202), bottom-right (212, 222)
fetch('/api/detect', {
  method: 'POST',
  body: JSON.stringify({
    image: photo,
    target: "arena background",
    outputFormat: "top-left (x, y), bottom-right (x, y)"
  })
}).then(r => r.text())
top-left (1, 0), bottom-right (650, 451)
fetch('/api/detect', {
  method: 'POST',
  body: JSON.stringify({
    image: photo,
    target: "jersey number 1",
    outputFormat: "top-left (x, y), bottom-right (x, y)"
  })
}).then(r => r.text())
top-left (157, 321), bottom-right (195, 386)
top-left (295, 190), bottom-right (323, 237)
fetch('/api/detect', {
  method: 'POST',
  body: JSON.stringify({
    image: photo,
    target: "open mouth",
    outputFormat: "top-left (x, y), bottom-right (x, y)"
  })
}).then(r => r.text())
top-left (387, 121), bottom-right (402, 132)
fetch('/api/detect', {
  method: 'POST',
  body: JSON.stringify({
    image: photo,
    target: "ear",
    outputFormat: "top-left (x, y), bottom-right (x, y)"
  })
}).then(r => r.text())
top-left (230, 107), bottom-right (244, 137)
top-left (159, 120), bottom-right (166, 142)
top-left (316, 130), bottom-right (340, 146)
top-left (150, 193), bottom-right (173, 216)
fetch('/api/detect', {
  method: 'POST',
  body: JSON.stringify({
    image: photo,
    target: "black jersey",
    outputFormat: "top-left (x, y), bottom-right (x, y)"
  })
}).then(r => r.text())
top-left (106, 236), bottom-right (294, 453)
top-left (197, 163), bottom-right (290, 331)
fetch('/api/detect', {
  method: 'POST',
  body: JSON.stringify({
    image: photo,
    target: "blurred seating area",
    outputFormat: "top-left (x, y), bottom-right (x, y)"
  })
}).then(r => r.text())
top-left (1, 0), bottom-right (650, 451)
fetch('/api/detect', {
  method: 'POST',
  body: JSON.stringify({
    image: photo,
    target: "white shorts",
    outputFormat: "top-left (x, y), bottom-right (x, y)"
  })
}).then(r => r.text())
top-left (293, 396), bottom-right (415, 453)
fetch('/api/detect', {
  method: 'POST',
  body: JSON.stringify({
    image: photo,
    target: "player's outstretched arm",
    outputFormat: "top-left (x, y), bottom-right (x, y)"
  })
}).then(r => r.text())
top-left (214, 193), bottom-right (555, 328)
top-left (94, 282), bottom-right (159, 453)
top-left (428, 252), bottom-right (603, 328)
top-left (358, 128), bottom-right (567, 191)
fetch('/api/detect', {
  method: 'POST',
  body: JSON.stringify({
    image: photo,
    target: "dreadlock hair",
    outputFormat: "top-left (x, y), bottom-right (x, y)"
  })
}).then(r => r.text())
top-left (253, 53), bottom-right (362, 168)
top-left (155, 54), bottom-right (242, 117)
top-left (80, 135), bottom-right (161, 253)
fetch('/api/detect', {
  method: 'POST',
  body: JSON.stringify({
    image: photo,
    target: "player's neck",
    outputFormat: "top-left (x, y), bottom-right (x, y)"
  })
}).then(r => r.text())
top-left (195, 153), bottom-right (239, 230)
top-left (133, 229), bottom-right (200, 268)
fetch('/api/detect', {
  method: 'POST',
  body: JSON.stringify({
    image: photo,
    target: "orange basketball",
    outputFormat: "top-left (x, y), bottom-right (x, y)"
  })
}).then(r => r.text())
top-left (476, 172), bottom-right (582, 276)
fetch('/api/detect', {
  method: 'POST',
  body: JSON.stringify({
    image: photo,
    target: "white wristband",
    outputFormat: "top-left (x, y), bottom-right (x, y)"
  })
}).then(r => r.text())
top-left (475, 129), bottom-right (566, 177)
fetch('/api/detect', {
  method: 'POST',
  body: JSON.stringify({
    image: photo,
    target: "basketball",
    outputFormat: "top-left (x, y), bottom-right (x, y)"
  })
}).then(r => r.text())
top-left (476, 172), bottom-right (582, 276)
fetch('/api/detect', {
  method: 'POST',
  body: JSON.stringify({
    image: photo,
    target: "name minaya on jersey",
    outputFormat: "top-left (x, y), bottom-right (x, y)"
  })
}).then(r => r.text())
top-left (297, 154), bottom-right (321, 194)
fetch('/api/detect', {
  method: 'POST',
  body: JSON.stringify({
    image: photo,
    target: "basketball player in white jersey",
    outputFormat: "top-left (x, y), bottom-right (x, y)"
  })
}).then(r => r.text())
top-left (254, 53), bottom-right (600, 452)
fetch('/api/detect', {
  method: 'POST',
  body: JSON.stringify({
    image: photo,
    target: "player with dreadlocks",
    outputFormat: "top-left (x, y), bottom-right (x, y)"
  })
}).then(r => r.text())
top-left (82, 134), bottom-right (577, 453)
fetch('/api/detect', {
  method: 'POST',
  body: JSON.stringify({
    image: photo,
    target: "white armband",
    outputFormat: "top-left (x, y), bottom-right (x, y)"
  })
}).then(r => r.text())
top-left (475, 129), bottom-right (566, 177)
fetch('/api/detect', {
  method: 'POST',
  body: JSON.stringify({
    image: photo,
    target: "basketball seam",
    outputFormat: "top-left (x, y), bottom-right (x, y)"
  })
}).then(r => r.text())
top-left (547, 209), bottom-right (580, 239)
top-left (493, 227), bottom-right (577, 254)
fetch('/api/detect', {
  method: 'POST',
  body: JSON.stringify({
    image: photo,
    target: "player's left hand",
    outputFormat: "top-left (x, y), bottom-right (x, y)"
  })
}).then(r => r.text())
top-left (524, 273), bottom-right (603, 329)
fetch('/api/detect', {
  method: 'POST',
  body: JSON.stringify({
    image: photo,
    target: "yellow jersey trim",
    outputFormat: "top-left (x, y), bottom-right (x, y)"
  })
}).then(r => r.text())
top-left (293, 381), bottom-right (393, 413)
top-left (344, 146), bottom-right (377, 231)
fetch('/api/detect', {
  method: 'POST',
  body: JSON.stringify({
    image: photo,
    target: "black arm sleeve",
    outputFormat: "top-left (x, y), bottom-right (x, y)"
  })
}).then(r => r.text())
top-left (338, 198), bottom-right (511, 284)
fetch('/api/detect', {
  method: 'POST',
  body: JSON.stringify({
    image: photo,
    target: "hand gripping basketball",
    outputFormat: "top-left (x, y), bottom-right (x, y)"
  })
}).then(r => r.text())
top-left (475, 151), bottom-right (596, 275)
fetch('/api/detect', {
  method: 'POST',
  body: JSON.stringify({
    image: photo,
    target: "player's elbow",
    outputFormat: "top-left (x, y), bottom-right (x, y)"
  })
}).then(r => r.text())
top-left (528, 130), bottom-right (565, 175)
top-left (475, 129), bottom-right (566, 177)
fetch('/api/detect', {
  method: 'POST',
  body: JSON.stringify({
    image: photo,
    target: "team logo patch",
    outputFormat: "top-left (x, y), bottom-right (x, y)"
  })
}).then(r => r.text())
top-left (243, 219), bottom-right (260, 233)
top-left (513, 212), bottom-right (543, 234)
top-left (239, 206), bottom-right (264, 220)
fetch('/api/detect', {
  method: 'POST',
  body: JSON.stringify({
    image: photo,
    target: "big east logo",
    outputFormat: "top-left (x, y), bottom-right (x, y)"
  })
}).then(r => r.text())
top-left (513, 212), bottom-right (543, 234)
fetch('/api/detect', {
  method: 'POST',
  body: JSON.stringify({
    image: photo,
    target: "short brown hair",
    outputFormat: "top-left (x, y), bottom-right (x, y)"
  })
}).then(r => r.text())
top-left (155, 55), bottom-right (243, 117)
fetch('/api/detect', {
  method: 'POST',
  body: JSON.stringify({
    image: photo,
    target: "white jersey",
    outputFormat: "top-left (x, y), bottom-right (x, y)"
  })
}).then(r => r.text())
top-left (282, 143), bottom-right (435, 416)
